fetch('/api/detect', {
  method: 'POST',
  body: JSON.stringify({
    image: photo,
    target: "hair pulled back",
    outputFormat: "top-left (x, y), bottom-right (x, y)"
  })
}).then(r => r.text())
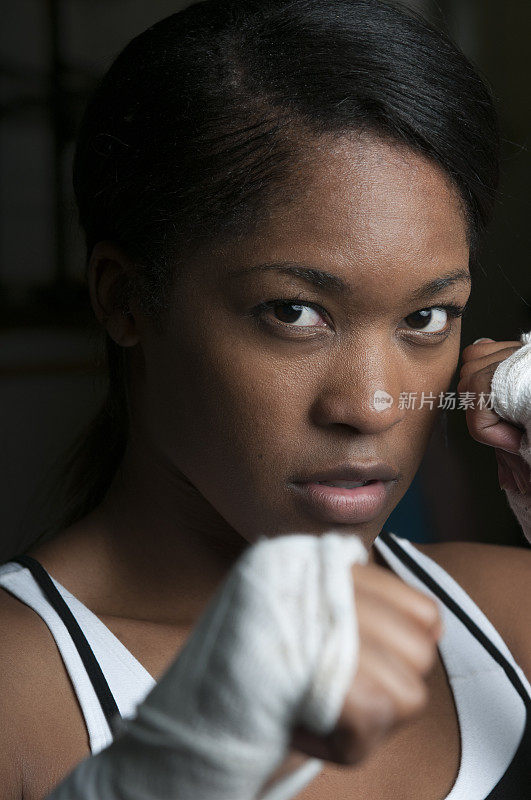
top-left (45, 0), bottom-right (500, 537)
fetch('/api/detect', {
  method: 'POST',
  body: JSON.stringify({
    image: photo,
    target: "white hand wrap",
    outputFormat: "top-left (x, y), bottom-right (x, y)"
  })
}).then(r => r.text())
top-left (490, 330), bottom-right (531, 542)
top-left (491, 331), bottom-right (531, 432)
top-left (47, 532), bottom-right (368, 800)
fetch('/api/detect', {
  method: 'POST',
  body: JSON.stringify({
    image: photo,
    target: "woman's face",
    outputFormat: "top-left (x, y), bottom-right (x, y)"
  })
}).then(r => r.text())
top-left (135, 134), bottom-right (471, 549)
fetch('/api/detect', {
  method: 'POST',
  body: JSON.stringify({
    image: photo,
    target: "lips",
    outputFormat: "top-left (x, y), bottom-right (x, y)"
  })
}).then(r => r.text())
top-left (288, 461), bottom-right (399, 524)
top-left (289, 479), bottom-right (391, 524)
top-left (316, 479), bottom-right (373, 488)
top-left (293, 461), bottom-right (400, 485)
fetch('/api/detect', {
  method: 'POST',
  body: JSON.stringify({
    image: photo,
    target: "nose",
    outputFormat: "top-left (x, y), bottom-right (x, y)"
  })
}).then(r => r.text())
top-left (311, 341), bottom-right (406, 434)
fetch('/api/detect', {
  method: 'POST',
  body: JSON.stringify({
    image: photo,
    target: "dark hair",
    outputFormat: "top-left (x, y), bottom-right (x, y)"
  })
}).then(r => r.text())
top-left (39, 0), bottom-right (501, 540)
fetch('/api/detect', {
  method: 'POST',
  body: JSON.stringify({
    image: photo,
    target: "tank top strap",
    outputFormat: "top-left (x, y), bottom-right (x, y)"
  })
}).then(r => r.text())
top-left (0, 556), bottom-right (118, 754)
top-left (12, 555), bottom-right (122, 724)
top-left (375, 530), bottom-right (531, 799)
top-left (376, 531), bottom-right (531, 708)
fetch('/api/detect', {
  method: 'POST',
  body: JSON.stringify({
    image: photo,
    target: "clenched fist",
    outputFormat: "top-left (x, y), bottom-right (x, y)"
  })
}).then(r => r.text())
top-left (458, 337), bottom-right (530, 495)
top-left (263, 557), bottom-right (442, 786)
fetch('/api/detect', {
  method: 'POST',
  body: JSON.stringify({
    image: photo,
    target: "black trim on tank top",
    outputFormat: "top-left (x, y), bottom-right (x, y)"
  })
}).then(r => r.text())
top-left (378, 530), bottom-right (531, 799)
top-left (11, 554), bottom-right (121, 729)
top-left (378, 530), bottom-right (531, 708)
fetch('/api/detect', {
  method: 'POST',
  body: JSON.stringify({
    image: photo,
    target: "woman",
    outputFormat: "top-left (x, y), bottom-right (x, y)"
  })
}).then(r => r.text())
top-left (0, 0), bottom-right (529, 797)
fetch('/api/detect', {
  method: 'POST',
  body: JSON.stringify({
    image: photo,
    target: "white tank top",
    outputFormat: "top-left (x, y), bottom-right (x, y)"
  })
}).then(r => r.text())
top-left (0, 530), bottom-right (529, 799)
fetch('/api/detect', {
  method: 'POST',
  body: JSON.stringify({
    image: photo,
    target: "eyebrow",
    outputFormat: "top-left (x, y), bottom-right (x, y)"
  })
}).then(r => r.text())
top-left (227, 261), bottom-right (471, 300)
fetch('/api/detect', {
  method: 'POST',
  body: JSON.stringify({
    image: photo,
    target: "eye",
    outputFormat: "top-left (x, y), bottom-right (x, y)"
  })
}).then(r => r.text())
top-left (249, 298), bottom-right (468, 338)
top-left (252, 298), bottom-right (329, 330)
top-left (400, 304), bottom-right (466, 337)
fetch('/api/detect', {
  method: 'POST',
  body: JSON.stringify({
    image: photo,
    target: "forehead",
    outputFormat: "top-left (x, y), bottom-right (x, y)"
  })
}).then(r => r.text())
top-left (183, 133), bottom-right (470, 299)
top-left (258, 133), bottom-right (469, 266)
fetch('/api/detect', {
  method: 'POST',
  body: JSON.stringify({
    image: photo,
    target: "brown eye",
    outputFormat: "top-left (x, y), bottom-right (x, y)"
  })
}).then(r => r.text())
top-left (274, 302), bottom-right (316, 324)
top-left (260, 301), bottom-right (328, 328)
top-left (402, 307), bottom-right (449, 334)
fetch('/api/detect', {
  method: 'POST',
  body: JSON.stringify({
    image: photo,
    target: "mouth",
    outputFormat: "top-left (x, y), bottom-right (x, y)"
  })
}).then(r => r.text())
top-left (294, 461), bottom-right (399, 485)
top-left (313, 479), bottom-right (376, 488)
top-left (289, 479), bottom-right (392, 524)
top-left (288, 463), bottom-right (399, 524)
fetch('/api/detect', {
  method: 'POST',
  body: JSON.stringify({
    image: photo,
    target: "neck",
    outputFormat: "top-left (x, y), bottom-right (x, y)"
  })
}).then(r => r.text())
top-left (33, 436), bottom-right (384, 623)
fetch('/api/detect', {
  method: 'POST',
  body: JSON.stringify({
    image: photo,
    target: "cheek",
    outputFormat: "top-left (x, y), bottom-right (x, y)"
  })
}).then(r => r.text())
top-left (402, 355), bottom-right (458, 446)
top-left (143, 320), bottom-right (459, 487)
top-left (144, 333), bottom-right (313, 477)
top-left (142, 336), bottom-right (324, 537)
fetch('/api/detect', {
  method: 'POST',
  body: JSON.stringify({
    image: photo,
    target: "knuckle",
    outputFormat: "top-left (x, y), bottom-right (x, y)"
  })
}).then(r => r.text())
top-left (416, 639), bottom-right (437, 672)
top-left (466, 419), bottom-right (486, 442)
top-left (461, 342), bottom-right (483, 360)
top-left (463, 369), bottom-right (482, 391)
top-left (459, 362), bottom-right (473, 379)
top-left (419, 595), bottom-right (440, 627)
top-left (404, 680), bottom-right (429, 713)
top-left (332, 686), bottom-right (394, 765)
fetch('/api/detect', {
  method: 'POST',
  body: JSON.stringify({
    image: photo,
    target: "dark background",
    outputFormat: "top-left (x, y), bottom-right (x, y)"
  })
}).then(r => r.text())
top-left (1, 0), bottom-right (530, 561)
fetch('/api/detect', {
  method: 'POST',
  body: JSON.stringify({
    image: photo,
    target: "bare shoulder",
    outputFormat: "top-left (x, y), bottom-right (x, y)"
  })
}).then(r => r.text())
top-left (0, 585), bottom-right (91, 799)
top-left (414, 539), bottom-right (531, 678)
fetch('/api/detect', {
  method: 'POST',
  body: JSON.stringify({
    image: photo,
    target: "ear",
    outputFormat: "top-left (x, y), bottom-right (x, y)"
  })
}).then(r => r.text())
top-left (88, 241), bottom-right (140, 347)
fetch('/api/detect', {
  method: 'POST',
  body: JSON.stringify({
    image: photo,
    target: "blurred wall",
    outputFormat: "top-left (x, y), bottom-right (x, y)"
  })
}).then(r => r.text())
top-left (1, 0), bottom-right (529, 561)
top-left (416, 0), bottom-right (531, 546)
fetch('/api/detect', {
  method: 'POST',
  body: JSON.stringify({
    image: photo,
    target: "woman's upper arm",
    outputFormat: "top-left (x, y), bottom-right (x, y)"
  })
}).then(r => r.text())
top-left (0, 590), bottom-right (32, 799)
top-left (0, 740), bottom-right (23, 800)
top-left (0, 587), bottom-right (90, 800)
